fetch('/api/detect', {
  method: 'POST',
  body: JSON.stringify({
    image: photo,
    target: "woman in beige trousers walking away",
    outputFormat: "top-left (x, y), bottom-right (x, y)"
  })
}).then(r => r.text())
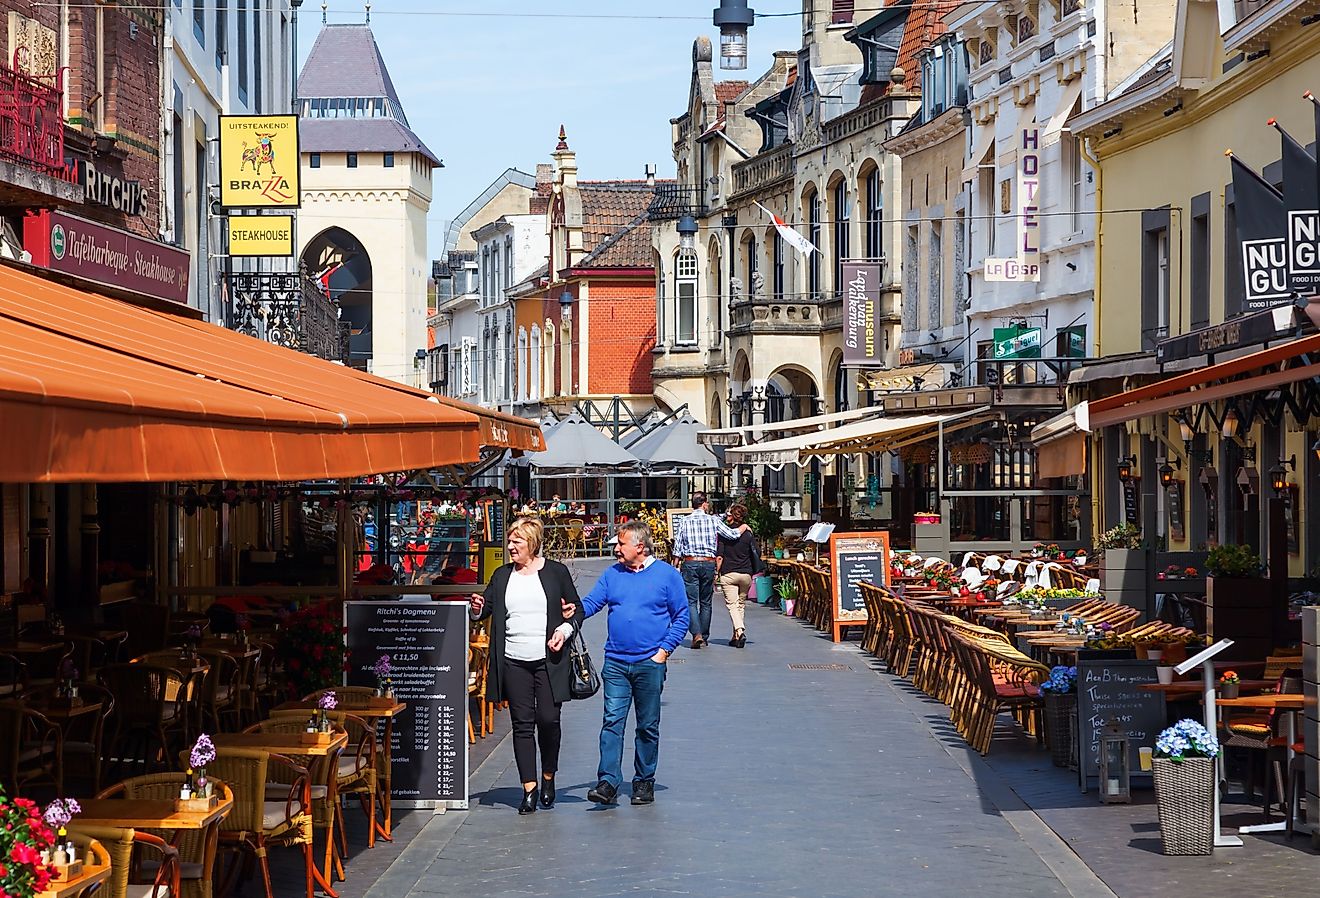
top-left (715, 503), bottom-right (759, 647)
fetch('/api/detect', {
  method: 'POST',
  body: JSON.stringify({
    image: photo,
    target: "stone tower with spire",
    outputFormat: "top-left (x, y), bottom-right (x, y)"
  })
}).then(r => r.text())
top-left (295, 22), bottom-right (441, 384)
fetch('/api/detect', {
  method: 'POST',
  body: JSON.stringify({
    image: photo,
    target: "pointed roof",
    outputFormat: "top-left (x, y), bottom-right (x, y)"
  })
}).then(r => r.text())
top-left (298, 25), bottom-right (404, 117)
top-left (297, 24), bottom-right (441, 165)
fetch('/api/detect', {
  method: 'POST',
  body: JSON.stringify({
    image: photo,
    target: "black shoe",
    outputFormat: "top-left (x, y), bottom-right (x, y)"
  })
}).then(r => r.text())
top-left (631, 780), bottom-right (655, 805)
top-left (539, 776), bottom-right (556, 808)
top-left (519, 787), bottom-right (538, 815)
top-left (733, 629), bottom-right (747, 648)
top-left (691, 636), bottom-right (704, 649)
top-left (587, 780), bottom-right (618, 805)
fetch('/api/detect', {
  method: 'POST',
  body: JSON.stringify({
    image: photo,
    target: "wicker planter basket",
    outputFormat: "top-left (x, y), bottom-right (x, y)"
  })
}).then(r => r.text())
top-left (1043, 692), bottom-right (1077, 769)
top-left (1152, 757), bottom-right (1215, 855)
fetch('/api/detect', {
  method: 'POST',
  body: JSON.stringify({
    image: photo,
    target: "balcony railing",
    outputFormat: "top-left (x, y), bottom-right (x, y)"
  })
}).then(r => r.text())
top-left (226, 270), bottom-right (349, 363)
top-left (646, 183), bottom-right (706, 220)
top-left (731, 143), bottom-right (793, 197)
top-left (0, 58), bottom-right (63, 176)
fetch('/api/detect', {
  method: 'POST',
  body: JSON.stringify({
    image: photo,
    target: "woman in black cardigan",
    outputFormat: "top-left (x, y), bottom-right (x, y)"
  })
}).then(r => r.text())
top-left (471, 516), bottom-right (584, 814)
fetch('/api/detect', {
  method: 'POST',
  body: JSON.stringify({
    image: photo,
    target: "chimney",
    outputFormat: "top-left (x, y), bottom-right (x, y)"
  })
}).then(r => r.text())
top-left (644, 163), bottom-right (657, 187)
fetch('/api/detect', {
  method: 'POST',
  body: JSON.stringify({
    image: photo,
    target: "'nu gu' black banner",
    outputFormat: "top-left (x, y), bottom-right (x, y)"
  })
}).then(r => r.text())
top-left (1230, 153), bottom-right (1291, 309)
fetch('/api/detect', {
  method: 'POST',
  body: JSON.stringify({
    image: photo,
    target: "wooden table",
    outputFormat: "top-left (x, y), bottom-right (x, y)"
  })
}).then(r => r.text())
top-left (1139, 679), bottom-right (1276, 697)
top-left (271, 698), bottom-right (406, 840)
top-left (0, 640), bottom-right (66, 656)
top-left (36, 863), bottom-right (111, 898)
top-left (212, 731), bottom-right (348, 756)
top-left (72, 796), bottom-right (233, 830)
top-left (25, 696), bottom-right (103, 724)
top-left (199, 639), bottom-right (261, 661)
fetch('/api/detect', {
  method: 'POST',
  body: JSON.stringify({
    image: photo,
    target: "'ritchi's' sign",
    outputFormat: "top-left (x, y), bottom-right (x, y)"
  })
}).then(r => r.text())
top-left (23, 209), bottom-right (191, 304)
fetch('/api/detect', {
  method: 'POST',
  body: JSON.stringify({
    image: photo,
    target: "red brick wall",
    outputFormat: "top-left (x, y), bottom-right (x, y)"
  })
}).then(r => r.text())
top-left (585, 279), bottom-right (656, 396)
top-left (2, 1), bottom-right (162, 236)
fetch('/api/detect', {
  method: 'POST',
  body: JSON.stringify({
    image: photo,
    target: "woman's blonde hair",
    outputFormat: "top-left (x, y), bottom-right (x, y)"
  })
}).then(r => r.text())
top-left (508, 516), bottom-right (544, 558)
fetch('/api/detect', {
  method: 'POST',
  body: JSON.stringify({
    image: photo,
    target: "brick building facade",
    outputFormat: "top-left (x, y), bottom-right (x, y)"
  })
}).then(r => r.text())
top-left (0, 1), bottom-right (162, 240)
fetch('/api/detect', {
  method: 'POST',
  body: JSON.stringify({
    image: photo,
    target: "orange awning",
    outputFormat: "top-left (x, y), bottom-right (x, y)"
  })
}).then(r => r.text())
top-left (0, 264), bottom-right (482, 481)
top-left (1087, 332), bottom-right (1320, 430)
top-left (339, 370), bottom-right (545, 452)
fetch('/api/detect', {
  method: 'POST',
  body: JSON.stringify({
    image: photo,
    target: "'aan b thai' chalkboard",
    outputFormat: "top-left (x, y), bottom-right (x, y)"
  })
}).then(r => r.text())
top-left (1076, 658), bottom-right (1165, 790)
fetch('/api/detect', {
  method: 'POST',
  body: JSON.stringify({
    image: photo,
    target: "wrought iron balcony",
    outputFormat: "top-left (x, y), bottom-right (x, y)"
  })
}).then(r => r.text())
top-left (646, 183), bottom-right (706, 220)
top-left (226, 269), bottom-right (349, 363)
top-left (0, 59), bottom-right (64, 176)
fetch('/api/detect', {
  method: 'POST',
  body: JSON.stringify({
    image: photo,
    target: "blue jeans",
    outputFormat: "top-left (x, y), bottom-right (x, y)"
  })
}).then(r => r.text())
top-left (682, 560), bottom-right (716, 638)
top-left (598, 656), bottom-right (666, 789)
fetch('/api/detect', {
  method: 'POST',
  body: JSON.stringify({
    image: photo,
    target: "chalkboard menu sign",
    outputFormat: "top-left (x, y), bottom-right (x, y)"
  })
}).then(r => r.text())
top-left (344, 600), bottom-right (469, 809)
top-left (421, 520), bottom-right (471, 575)
top-left (1076, 658), bottom-right (1165, 790)
top-left (1167, 480), bottom-right (1185, 542)
top-left (1122, 478), bottom-right (1141, 525)
top-left (829, 531), bottom-right (890, 621)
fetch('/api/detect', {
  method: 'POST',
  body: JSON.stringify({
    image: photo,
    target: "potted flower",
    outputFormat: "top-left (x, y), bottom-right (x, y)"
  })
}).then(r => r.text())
top-left (2, 788), bottom-right (59, 894)
top-left (1031, 543), bottom-right (1045, 558)
top-left (373, 654), bottom-right (394, 698)
top-left (1152, 719), bottom-right (1221, 855)
top-left (189, 734), bottom-right (216, 799)
top-left (43, 798), bottom-right (81, 870)
top-left (1098, 523), bottom-right (1144, 608)
top-left (316, 692), bottom-right (337, 732)
top-left (1219, 670), bottom-right (1241, 700)
top-left (773, 536), bottom-right (786, 560)
top-left (1038, 666), bottom-right (1078, 768)
top-left (774, 577), bottom-right (799, 616)
top-left (1072, 549), bottom-right (1089, 567)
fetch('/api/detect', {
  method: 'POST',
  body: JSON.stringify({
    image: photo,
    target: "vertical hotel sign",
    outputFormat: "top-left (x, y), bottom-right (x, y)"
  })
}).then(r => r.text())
top-left (218, 115), bottom-right (300, 208)
top-left (842, 261), bottom-right (882, 366)
top-left (985, 125), bottom-right (1042, 282)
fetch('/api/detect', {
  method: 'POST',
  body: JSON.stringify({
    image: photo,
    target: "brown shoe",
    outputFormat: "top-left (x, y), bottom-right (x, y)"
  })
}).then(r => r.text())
top-left (691, 635), bottom-right (705, 649)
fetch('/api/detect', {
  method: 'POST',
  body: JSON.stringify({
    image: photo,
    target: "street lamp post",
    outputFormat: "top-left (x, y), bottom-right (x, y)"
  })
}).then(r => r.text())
top-left (713, 0), bottom-right (755, 70)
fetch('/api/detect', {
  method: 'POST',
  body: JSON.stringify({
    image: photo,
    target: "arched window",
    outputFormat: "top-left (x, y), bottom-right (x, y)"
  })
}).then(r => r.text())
top-left (832, 178), bottom-right (851, 296)
top-left (805, 189), bottom-right (822, 299)
top-left (655, 254), bottom-right (667, 345)
top-left (543, 320), bottom-right (556, 397)
top-left (864, 167), bottom-right (883, 261)
top-left (530, 326), bottom-right (541, 402)
top-left (675, 247), bottom-right (699, 345)
top-left (707, 239), bottom-right (723, 344)
top-left (517, 327), bottom-right (528, 403)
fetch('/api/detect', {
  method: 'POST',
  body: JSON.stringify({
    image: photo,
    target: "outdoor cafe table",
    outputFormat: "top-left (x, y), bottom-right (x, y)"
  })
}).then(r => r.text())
top-left (212, 731), bottom-right (349, 756)
top-left (271, 697), bottom-right (406, 840)
top-left (1215, 694), bottom-right (1312, 835)
top-left (72, 795), bottom-right (234, 830)
top-left (36, 862), bottom-right (111, 898)
top-left (1139, 679), bottom-right (1276, 698)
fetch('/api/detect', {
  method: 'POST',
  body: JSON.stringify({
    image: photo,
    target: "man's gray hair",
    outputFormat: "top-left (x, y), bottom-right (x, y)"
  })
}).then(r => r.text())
top-left (616, 520), bottom-right (656, 555)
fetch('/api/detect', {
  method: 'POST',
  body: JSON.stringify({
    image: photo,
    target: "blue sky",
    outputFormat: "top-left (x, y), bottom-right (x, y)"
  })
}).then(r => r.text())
top-left (300, 1), bottom-right (801, 259)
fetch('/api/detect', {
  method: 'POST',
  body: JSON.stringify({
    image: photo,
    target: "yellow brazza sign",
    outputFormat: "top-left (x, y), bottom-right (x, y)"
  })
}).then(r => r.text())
top-left (227, 215), bottom-right (294, 257)
top-left (218, 115), bottom-right (300, 208)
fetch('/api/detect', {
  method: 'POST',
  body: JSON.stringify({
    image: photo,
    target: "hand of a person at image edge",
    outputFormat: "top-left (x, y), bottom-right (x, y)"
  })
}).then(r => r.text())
top-left (561, 600), bottom-right (577, 620)
top-left (469, 592), bottom-right (484, 615)
top-left (652, 649), bottom-right (669, 664)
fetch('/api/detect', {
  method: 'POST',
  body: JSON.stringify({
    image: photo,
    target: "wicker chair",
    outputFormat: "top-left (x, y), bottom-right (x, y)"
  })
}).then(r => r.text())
top-left (0, 700), bottom-right (63, 794)
top-left (98, 663), bottom-right (187, 775)
top-left (244, 719), bottom-right (344, 885)
top-left (22, 682), bottom-right (113, 794)
top-left (194, 650), bottom-right (241, 732)
top-left (0, 652), bottom-right (28, 697)
top-left (269, 709), bottom-right (379, 856)
top-left (208, 746), bottom-right (316, 898)
top-left (71, 823), bottom-right (180, 898)
top-left (98, 773), bottom-right (226, 898)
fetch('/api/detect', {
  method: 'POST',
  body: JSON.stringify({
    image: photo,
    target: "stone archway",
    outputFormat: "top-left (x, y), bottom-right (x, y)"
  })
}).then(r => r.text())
top-left (302, 227), bottom-right (373, 369)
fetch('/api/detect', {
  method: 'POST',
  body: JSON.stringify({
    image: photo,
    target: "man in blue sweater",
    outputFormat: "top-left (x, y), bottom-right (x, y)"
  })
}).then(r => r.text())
top-left (569, 519), bottom-right (689, 806)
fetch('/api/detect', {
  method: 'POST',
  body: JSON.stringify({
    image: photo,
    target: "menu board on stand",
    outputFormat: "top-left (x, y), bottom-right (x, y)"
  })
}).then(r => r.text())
top-left (344, 600), bottom-right (469, 809)
top-left (828, 531), bottom-right (890, 644)
top-left (1075, 657), bottom-right (1165, 792)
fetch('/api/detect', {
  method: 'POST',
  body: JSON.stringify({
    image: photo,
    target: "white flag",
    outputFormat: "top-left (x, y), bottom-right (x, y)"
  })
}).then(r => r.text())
top-left (755, 201), bottom-right (817, 257)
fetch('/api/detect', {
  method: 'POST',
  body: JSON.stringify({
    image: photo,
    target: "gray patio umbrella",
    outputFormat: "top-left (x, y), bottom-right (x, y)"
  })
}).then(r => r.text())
top-left (627, 412), bottom-right (720, 471)
top-left (525, 411), bottom-right (641, 474)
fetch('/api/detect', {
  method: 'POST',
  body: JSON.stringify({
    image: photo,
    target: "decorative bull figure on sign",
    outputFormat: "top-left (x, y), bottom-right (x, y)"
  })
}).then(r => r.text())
top-left (239, 132), bottom-right (278, 176)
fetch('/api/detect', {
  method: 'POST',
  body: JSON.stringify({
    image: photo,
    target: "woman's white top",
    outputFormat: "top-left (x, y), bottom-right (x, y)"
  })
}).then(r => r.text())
top-left (504, 569), bottom-right (575, 662)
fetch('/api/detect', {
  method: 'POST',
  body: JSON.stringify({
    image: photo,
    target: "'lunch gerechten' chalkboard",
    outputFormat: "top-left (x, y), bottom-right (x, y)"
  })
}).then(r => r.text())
top-left (1076, 658), bottom-right (1165, 791)
top-left (345, 600), bottom-right (469, 809)
top-left (827, 531), bottom-right (889, 643)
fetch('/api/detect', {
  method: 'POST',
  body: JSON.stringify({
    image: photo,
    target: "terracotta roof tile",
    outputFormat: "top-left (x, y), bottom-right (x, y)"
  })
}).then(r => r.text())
top-left (577, 214), bottom-right (653, 269)
top-left (898, 1), bottom-right (960, 91)
top-left (715, 80), bottom-right (749, 104)
top-left (578, 181), bottom-right (662, 255)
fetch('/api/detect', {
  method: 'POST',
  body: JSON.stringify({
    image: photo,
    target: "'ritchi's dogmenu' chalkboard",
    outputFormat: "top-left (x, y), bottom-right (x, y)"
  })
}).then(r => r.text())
top-left (345, 600), bottom-right (469, 809)
top-left (1077, 658), bottom-right (1165, 790)
top-left (829, 531), bottom-right (890, 622)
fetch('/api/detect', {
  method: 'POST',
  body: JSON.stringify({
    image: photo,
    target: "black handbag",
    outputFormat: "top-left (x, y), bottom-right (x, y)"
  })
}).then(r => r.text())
top-left (750, 539), bottom-right (767, 577)
top-left (567, 630), bottom-right (601, 700)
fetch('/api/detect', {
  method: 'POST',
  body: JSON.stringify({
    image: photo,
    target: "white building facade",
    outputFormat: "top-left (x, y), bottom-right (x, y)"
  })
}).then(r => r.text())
top-left (163, 0), bottom-right (295, 320)
top-left (472, 215), bottom-right (547, 413)
top-left (951, 0), bottom-right (1175, 377)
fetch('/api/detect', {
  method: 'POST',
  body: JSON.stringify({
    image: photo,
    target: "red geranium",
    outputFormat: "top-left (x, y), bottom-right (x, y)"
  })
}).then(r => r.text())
top-left (0, 784), bottom-right (56, 897)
